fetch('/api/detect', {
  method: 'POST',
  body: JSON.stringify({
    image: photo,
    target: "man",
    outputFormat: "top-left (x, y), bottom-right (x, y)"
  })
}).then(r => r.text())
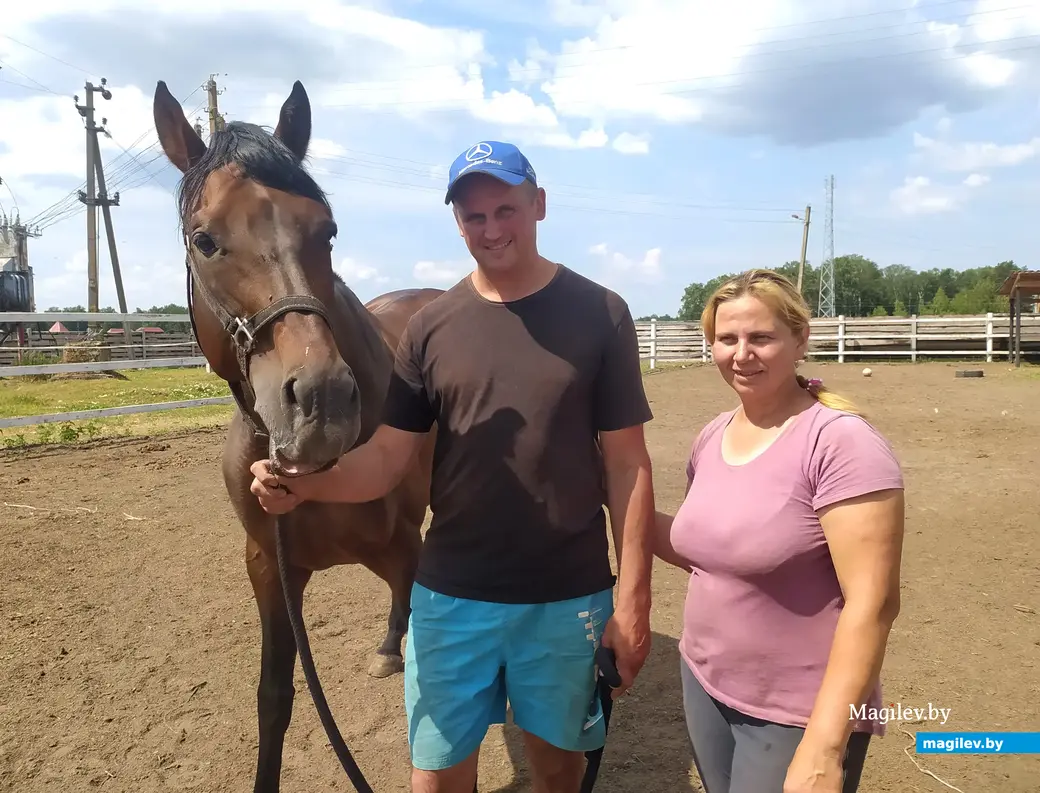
top-left (250, 140), bottom-right (656, 793)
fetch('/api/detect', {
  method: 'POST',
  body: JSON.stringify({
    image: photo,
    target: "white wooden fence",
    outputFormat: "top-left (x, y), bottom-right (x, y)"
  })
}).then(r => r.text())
top-left (1, 311), bottom-right (1037, 429)
top-left (637, 312), bottom-right (1040, 368)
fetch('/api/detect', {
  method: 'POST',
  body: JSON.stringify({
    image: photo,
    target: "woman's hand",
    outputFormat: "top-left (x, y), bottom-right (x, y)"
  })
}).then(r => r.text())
top-left (782, 739), bottom-right (844, 793)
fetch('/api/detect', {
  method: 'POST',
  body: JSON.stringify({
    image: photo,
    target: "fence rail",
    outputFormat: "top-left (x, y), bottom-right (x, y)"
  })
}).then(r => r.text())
top-left (1, 311), bottom-right (1037, 430)
top-left (636, 312), bottom-right (1040, 368)
top-left (1, 312), bottom-right (198, 368)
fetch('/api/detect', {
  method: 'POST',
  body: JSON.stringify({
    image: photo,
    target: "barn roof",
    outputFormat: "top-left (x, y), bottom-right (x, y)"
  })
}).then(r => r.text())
top-left (998, 270), bottom-right (1040, 297)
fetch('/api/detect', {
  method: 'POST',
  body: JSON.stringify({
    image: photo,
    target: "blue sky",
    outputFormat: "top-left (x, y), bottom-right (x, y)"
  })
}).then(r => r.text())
top-left (2, 0), bottom-right (1039, 319)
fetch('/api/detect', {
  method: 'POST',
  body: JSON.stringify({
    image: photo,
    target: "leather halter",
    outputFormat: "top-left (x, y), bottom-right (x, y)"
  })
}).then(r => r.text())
top-left (182, 237), bottom-right (334, 440)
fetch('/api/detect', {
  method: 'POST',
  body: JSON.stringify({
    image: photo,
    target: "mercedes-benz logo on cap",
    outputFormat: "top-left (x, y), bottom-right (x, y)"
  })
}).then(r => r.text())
top-left (465, 142), bottom-right (493, 161)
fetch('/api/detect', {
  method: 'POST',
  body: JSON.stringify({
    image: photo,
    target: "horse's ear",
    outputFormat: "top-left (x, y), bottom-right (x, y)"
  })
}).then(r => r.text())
top-left (274, 80), bottom-right (311, 162)
top-left (153, 80), bottom-right (207, 174)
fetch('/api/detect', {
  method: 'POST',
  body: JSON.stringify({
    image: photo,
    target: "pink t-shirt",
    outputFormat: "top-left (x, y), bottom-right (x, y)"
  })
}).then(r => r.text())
top-left (670, 400), bottom-right (904, 737)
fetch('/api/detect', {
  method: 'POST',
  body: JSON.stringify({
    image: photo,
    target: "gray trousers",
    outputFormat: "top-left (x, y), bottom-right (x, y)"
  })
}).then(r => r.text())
top-left (680, 657), bottom-right (870, 793)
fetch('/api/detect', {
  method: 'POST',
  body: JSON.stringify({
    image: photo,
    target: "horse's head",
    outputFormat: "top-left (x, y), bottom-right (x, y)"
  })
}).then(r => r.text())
top-left (152, 79), bottom-right (360, 476)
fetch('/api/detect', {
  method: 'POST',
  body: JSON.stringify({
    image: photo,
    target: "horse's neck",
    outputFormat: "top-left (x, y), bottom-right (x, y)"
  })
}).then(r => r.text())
top-left (329, 281), bottom-right (394, 444)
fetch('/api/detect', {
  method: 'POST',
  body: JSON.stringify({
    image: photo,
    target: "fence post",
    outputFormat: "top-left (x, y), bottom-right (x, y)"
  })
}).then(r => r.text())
top-left (985, 312), bottom-right (993, 363)
top-left (648, 318), bottom-right (657, 370)
top-left (701, 334), bottom-right (707, 363)
top-left (837, 316), bottom-right (845, 363)
top-left (910, 315), bottom-right (918, 362)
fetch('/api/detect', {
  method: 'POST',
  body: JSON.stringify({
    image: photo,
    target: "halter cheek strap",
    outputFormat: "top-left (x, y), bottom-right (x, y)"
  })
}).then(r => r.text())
top-left (182, 237), bottom-right (334, 440)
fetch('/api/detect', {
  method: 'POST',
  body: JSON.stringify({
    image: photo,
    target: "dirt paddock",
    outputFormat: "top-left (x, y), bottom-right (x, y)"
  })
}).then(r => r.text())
top-left (1, 361), bottom-right (1038, 792)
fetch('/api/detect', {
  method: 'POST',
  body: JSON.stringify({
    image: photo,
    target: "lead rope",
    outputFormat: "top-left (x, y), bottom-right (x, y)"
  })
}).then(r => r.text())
top-left (274, 512), bottom-right (375, 792)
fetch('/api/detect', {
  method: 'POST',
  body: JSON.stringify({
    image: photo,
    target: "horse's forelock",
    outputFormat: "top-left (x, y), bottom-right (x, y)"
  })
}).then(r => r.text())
top-left (177, 121), bottom-right (331, 230)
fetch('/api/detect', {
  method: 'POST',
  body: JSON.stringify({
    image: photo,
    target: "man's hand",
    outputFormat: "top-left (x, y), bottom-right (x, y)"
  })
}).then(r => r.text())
top-left (600, 604), bottom-right (651, 699)
top-left (249, 459), bottom-right (303, 515)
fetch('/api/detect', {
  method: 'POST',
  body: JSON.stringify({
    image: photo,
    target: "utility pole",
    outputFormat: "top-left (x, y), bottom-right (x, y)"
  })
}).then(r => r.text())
top-left (75, 79), bottom-right (134, 351)
top-left (206, 74), bottom-right (226, 137)
top-left (75, 79), bottom-right (111, 315)
top-left (792, 204), bottom-right (811, 294)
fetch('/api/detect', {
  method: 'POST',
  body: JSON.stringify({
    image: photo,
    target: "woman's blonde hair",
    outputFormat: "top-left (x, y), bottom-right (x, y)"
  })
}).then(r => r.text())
top-left (700, 268), bottom-right (863, 417)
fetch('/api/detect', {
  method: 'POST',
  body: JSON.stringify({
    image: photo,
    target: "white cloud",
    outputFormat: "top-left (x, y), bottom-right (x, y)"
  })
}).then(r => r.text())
top-left (590, 242), bottom-right (662, 283)
top-left (524, 0), bottom-right (1040, 144)
top-left (308, 138), bottom-right (349, 160)
top-left (913, 131), bottom-right (1040, 171)
top-left (413, 259), bottom-right (470, 284)
top-left (889, 176), bottom-right (961, 215)
top-left (963, 173), bottom-right (990, 187)
top-left (0, 84), bottom-right (174, 188)
top-left (507, 40), bottom-right (553, 89)
top-left (335, 256), bottom-right (392, 286)
top-left (612, 132), bottom-right (650, 155)
top-left (1, 2), bottom-right (649, 159)
top-left (969, 0), bottom-right (1040, 46)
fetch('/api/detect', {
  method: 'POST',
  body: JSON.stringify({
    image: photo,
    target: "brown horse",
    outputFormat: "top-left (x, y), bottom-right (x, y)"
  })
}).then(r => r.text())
top-left (152, 78), bottom-right (442, 792)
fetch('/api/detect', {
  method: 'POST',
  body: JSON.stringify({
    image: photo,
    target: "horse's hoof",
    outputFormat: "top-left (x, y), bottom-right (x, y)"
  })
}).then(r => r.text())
top-left (368, 653), bottom-right (404, 678)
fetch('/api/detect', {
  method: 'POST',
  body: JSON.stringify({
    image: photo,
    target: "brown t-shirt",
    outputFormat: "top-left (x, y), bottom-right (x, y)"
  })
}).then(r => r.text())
top-left (382, 264), bottom-right (653, 603)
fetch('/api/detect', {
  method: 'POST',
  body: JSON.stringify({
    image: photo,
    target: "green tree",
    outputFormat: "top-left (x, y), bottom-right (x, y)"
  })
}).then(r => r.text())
top-left (678, 273), bottom-right (733, 321)
top-left (670, 256), bottom-right (1025, 321)
top-left (924, 287), bottom-right (952, 315)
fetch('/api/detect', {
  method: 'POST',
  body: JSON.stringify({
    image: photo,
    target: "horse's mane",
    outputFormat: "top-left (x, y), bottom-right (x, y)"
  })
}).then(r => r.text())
top-left (177, 120), bottom-right (333, 230)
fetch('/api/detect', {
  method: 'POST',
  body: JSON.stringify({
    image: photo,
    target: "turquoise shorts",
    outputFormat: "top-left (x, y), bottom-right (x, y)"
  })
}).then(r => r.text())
top-left (403, 582), bottom-right (615, 771)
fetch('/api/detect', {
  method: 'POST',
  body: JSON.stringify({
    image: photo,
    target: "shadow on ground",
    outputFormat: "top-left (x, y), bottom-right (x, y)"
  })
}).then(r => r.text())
top-left (483, 631), bottom-right (697, 792)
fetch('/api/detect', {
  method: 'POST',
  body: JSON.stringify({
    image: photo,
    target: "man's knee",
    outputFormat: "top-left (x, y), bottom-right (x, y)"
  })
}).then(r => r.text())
top-left (411, 747), bottom-right (479, 793)
top-left (523, 730), bottom-right (585, 792)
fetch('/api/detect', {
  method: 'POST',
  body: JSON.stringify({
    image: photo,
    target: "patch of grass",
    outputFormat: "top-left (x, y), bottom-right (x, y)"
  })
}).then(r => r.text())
top-left (0, 367), bottom-right (234, 448)
top-left (1006, 360), bottom-right (1040, 378)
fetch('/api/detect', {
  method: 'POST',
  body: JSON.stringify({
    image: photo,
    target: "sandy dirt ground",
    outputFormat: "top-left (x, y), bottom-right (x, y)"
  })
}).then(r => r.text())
top-left (1, 361), bottom-right (1038, 793)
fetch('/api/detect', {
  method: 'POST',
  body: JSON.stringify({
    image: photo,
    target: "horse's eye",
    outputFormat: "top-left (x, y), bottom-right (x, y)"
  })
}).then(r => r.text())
top-left (192, 231), bottom-right (219, 257)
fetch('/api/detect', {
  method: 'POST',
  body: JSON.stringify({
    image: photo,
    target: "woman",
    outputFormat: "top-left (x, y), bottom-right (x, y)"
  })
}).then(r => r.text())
top-left (654, 269), bottom-right (905, 793)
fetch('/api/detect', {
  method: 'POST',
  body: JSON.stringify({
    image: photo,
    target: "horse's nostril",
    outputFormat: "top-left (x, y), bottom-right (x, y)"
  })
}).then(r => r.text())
top-left (283, 376), bottom-right (299, 407)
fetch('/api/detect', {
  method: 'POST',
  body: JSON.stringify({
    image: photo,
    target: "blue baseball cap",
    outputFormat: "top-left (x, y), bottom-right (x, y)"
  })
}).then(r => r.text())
top-left (444, 140), bottom-right (538, 204)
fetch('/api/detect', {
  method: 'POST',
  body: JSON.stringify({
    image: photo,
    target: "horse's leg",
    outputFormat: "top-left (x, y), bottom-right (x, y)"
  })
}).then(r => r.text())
top-left (366, 517), bottom-right (421, 679)
top-left (247, 537), bottom-right (312, 793)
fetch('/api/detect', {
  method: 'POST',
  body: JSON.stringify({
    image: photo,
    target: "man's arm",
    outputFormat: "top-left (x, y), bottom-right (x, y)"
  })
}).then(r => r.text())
top-left (591, 299), bottom-right (656, 696)
top-left (602, 424), bottom-right (656, 612)
top-left (599, 423), bottom-right (655, 697)
top-left (291, 425), bottom-right (427, 503)
top-left (250, 425), bottom-right (426, 511)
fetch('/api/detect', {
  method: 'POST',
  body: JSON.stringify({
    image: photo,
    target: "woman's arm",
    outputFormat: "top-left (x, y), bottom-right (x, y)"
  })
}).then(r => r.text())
top-left (789, 488), bottom-right (905, 774)
top-left (652, 510), bottom-right (693, 572)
